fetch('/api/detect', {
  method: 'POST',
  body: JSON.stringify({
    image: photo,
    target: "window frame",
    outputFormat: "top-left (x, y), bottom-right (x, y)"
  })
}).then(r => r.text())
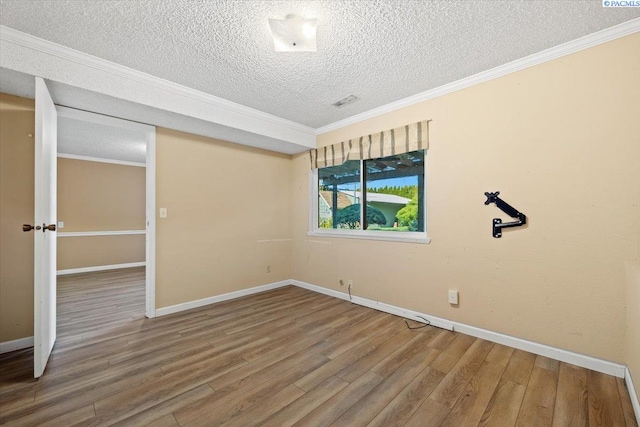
top-left (308, 153), bottom-right (430, 244)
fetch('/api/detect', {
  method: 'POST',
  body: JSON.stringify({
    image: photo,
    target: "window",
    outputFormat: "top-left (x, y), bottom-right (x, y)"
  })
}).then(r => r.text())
top-left (312, 150), bottom-right (428, 243)
top-left (318, 160), bottom-right (360, 229)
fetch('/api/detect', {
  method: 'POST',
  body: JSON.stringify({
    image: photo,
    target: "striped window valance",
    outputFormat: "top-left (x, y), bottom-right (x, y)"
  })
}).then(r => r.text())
top-left (310, 120), bottom-right (430, 169)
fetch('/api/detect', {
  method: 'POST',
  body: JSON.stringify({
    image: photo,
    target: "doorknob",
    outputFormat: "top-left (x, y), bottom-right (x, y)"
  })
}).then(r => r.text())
top-left (42, 224), bottom-right (56, 232)
top-left (23, 224), bottom-right (42, 232)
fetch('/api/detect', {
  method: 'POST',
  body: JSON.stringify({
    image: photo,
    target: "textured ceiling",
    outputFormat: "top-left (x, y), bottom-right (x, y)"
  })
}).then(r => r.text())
top-left (0, 67), bottom-right (146, 162)
top-left (0, 67), bottom-right (313, 155)
top-left (0, 1), bottom-right (639, 128)
top-left (58, 116), bottom-right (147, 164)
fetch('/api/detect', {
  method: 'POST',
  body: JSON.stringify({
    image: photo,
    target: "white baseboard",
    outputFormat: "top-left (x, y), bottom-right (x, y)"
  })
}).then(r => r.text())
top-left (147, 277), bottom-right (627, 379)
top-left (453, 322), bottom-right (625, 378)
top-left (291, 280), bottom-right (455, 331)
top-left (155, 280), bottom-right (292, 317)
top-left (57, 262), bottom-right (146, 276)
top-left (626, 367), bottom-right (640, 424)
top-left (291, 280), bottom-right (626, 378)
top-left (0, 336), bottom-right (34, 354)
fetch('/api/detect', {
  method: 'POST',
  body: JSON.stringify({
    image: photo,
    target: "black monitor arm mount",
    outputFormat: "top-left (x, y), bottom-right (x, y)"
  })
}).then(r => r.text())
top-left (484, 191), bottom-right (527, 238)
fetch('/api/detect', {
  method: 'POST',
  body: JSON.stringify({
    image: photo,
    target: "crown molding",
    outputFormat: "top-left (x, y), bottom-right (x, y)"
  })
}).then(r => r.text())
top-left (3, 19), bottom-right (639, 144)
top-left (57, 153), bottom-right (146, 167)
top-left (0, 25), bottom-right (315, 138)
top-left (315, 17), bottom-right (640, 135)
top-left (56, 105), bottom-right (155, 133)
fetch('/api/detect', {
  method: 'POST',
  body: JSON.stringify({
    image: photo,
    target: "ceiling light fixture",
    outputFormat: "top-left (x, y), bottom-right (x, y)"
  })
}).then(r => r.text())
top-left (268, 14), bottom-right (317, 52)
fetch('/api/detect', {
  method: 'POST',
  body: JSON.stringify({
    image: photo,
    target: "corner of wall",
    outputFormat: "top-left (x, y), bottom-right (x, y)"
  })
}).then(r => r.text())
top-left (626, 261), bottom-right (640, 407)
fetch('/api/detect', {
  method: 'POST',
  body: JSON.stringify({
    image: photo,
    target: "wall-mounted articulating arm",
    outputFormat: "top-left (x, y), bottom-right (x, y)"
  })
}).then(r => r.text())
top-left (484, 191), bottom-right (527, 238)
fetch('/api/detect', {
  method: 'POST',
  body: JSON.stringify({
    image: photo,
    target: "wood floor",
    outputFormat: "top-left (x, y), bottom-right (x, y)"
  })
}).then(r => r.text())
top-left (0, 268), bottom-right (637, 426)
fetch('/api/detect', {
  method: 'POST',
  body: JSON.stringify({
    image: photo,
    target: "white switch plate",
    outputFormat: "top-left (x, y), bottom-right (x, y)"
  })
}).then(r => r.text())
top-left (57, 221), bottom-right (64, 229)
top-left (448, 290), bottom-right (459, 305)
top-left (159, 208), bottom-right (168, 218)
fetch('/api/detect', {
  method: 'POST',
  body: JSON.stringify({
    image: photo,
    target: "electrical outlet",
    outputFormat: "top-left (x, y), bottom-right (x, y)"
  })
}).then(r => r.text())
top-left (57, 221), bottom-right (64, 229)
top-left (347, 279), bottom-right (353, 288)
top-left (159, 208), bottom-right (168, 218)
top-left (266, 265), bottom-right (271, 273)
top-left (448, 290), bottom-right (459, 305)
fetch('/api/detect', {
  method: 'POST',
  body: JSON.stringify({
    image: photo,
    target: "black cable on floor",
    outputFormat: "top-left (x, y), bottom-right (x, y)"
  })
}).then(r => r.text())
top-left (404, 315), bottom-right (431, 330)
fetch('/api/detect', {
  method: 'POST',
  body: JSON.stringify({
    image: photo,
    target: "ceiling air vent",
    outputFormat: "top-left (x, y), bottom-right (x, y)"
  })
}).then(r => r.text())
top-left (332, 95), bottom-right (359, 108)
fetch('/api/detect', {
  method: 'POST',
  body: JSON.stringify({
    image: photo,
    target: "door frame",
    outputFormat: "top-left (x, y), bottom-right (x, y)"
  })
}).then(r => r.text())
top-left (55, 106), bottom-right (156, 318)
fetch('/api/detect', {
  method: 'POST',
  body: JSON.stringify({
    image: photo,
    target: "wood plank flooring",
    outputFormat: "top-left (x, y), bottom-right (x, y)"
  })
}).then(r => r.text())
top-left (0, 267), bottom-right (637, 426)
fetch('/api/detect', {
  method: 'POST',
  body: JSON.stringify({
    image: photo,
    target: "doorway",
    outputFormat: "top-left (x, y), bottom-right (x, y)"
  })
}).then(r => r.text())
top-left (0, 80), bottom-right (156, 378)
top-left (54, 106), bottom-right (156, 323)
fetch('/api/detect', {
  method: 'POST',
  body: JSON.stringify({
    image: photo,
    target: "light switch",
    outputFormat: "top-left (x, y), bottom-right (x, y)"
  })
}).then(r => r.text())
top-left (159, 208), bottom-right (168, 218)
top-left (57, 221), bottom-right (64, 229)
top-left (448, 290), bottom-right (459, 305)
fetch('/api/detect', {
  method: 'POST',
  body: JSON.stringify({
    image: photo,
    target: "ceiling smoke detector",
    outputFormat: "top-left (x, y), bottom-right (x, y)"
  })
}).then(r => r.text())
top-left (268, 14), bottom-right (317, 52)
top-left (332, 95), bottom-right (359, 108)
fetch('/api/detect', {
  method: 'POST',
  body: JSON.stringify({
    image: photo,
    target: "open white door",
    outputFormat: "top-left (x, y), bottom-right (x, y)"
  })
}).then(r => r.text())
top-left (34, 77), bottom-right (57, 378)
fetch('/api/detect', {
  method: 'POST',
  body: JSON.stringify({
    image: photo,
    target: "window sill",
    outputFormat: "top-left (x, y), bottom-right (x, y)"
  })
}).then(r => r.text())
top-left (307, 229), bottom-right (431, 244)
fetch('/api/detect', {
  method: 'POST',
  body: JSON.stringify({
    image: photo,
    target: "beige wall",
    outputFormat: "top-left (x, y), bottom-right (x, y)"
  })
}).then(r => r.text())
top-left (0, 94), bottom-right (35, 343)
top-left (1, 33), bottom-right (638, 384)
top-left (155, 128), bottom-right (292, 309)
top-left (58, 157), bottom-right (145, 231)
top-left (56, 157), bottom-right (145, 270)
top-left (292, 33), bottom-right (640, 364)
top-left (57, 235), bottom-right (145, 270)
